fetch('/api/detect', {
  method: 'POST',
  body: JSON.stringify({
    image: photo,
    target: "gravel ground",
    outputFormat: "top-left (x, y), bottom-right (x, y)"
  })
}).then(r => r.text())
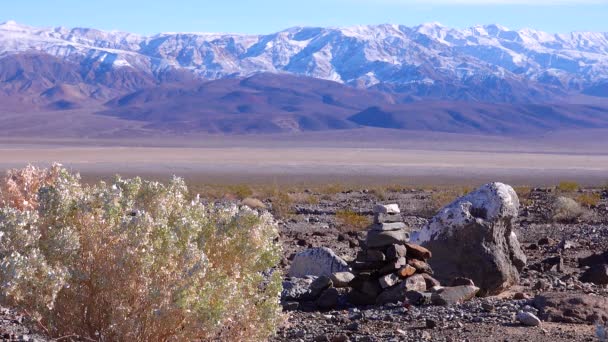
top-left (275, 187), bottom-right (608, 342)
top-left (1, 186), bottom-right (606, 341)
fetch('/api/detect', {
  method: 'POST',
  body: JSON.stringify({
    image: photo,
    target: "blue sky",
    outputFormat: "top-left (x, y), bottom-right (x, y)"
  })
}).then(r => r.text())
top-left (3, 0), bottom-right (608, 34)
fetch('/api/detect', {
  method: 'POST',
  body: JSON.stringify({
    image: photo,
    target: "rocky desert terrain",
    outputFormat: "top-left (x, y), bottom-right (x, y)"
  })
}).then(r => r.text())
top-left (1, 182), bottom-right (608, 342)
top-left (271, 183), bottom-right (608, 342)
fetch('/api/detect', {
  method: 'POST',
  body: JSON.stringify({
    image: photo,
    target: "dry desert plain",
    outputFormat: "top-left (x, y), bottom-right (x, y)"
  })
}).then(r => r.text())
top-left (1, 129), bottom-right (608, 186)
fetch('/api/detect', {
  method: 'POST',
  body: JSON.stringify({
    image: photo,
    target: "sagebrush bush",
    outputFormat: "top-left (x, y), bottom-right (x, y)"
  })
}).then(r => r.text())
top-left (0, 165), bottom-right (282, 341)
top-left (552, 196), bottom-right (585, 222)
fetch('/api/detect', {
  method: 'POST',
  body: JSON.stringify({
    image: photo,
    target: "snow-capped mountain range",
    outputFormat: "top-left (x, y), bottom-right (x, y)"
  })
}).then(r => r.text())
top-left (1, 20), bottom-right (608, 136)
top-left (1, 20), bottom-right (607, 100)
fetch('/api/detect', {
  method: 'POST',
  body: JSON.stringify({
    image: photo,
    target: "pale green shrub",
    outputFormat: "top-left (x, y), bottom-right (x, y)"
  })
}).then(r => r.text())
top-left (552, 196), bottom-right (585, 222)
top-left (0, 165), bottom-right (282, 341)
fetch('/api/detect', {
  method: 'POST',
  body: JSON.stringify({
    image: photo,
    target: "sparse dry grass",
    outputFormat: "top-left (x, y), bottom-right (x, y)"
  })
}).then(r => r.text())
top-left (318, 183), bottom-right (346, 195)
top-left (335, 209), bottom-right (371, 233)
top-left (269, 187), bottom-right (293, 219)
top-left (557, 181), bottom-right (580, 193)
top-left (289, 192), bottom-right (319, 205)
top-left (429, 186), bottom-right (473, 211)
top-left (576, 193), bottom-right (601, 208)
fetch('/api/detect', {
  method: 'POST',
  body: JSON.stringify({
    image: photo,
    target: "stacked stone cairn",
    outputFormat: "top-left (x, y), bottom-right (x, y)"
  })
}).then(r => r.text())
top-left (347, 204), bottom-right (441, 306)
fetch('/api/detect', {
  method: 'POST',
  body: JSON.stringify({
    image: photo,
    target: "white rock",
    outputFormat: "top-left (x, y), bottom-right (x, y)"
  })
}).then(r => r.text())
top-left (373, 204), bottom-right (400, 214)
top-left (411, 182), bottom-right (519, 244)
top-left (517, 311), bottom-right (541, 326)
top-left (288, 247), bottom-right (350, 278)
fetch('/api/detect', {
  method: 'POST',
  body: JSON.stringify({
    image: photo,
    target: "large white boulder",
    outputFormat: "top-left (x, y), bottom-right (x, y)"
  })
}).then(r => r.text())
top-left (412, 182), bottom-right (519, 244)
top-left (411, 182), bottom-right (526, 295)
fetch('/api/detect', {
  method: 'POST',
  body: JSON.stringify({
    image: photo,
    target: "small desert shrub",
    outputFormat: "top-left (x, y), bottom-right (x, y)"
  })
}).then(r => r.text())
top-left (370, 187), bottom-right (387, 201)
top-left (242, 197), bottom-right (267, 210)
top-left (552, 196), bottom-right (585, 222)
top-left (576, 193), bottom-right (601, 208)
top-left (0, 165), bottom-right (282, 341)
top-left (336, 210), bottom-right (371, 233)
top-left (229, 184), bottom-right (254, 200)
top-left (270, 188), bottom-right (293, 219)
top-left (557, 181), bottom-right (579, 193)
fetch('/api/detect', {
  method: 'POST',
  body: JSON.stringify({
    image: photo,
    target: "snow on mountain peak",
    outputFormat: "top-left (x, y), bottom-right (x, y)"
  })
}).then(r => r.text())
top-left (0, 21), bottom-right (607, 94)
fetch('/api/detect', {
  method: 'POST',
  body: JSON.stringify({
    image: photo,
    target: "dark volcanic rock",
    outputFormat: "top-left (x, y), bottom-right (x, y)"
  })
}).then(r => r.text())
top-left (580, 264), bottom-right (608, 285)
top-left (411, 182), bottom-right (526, 295)
top-left (579, 250), bottom-right (608, 267)
top-left (316, 288), bottom-right (340, 310)
top-left (533, 292), bottom-right (608, 324)
top-left (376, 274), bottom-right (427, 305)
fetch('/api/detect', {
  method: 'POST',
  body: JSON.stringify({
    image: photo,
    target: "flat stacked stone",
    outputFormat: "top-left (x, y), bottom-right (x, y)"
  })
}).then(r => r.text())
top-left (347, 203), bottom-right (440, 305)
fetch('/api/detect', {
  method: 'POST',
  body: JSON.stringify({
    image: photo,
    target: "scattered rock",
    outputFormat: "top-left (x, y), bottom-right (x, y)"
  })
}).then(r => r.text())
top-left (412, 182), bottom-right (527, 295)
top-left (579, 250), bottom-right (608, 267)
top-left (282, 277), bottom-right (315, 301)
top-left (451, 277), bottom-right (475, 287)
top-left (310, 276), bottom-right (333, 298)
top-left (289, 247), bottom-right (350, 278)
top-left (404, 290), bottom-right (432, 306)
top-left (316, 288), bottom-right (340, 310)
top-left (421, 273), bottom-right (441, 289)
top-left (513, 292), bottom-right (529, 300)
top-left (537, 237), bottom-right (554, 245)
top-left (431, 285), bottom-right (480, 305)
top-left (533, 292), bottom-right (608, 324)
top-left (376, 274), bottom-right (426, 304)
top-left (579, 264), bottom-right (608, 285)
top-left (533, 279), bottom-right (551, 291)
top-left (517, 311), bottom-right (541, 326)
top-left (330, 272), bottom-right (355, 288)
